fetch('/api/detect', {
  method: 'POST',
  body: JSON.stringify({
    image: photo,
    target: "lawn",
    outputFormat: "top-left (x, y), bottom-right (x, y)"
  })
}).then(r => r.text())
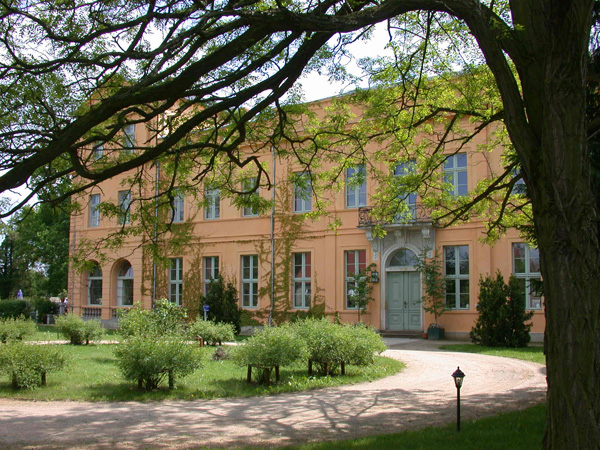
top-left (440, 343), bottom-right (546, 365)
top-left (0, 344), bottom-right (403, 401)
top-left (26, 324), bottom-right (120, 342)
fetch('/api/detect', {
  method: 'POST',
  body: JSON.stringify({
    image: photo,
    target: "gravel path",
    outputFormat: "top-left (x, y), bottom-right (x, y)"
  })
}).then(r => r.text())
top-left (0, 340), bottom-right (546, 449)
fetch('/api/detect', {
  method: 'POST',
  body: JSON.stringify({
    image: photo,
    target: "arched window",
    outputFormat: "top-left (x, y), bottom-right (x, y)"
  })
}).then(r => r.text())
top-left (388, 248), bottom-right (419, 268)
top-left (117, 261), bottom-right (134, 306)
top-left (88, 263), bottom-right (102, 305)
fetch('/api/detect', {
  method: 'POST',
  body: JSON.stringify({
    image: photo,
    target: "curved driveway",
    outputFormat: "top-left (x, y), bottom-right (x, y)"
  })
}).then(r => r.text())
top-left (0, 340), bottom-right (546, 449)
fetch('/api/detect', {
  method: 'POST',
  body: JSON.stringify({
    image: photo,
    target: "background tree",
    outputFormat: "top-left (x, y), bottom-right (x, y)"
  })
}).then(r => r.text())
top-left (0, 1), bottom-right (597, 447)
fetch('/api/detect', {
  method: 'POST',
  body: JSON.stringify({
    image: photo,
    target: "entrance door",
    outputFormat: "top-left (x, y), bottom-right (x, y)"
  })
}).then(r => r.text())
top-left (386, 271), bottom-right (421, 331)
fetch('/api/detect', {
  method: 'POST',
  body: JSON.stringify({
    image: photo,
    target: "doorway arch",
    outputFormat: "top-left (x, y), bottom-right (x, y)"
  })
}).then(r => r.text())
top-left (384, 247), bottom-right (422, 331)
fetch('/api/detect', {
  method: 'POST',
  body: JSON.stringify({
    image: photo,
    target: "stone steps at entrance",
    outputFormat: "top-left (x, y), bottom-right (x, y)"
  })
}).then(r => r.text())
top-left (379, 330), bottom-right (424, 339)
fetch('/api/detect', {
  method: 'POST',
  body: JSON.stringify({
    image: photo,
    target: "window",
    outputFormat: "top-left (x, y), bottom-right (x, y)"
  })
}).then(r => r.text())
top-left (241, 255), bottom-right (258, 308)
top-left (117, 261), bottom-right (134, 306)
top-left (203, 256), bottom-right (219, 294)
top-left (242, 178), bottom-right (259, 217)
top-left (345, 165), bottom-right (367, 208)
top-left (513, 243), bottom-right (542, 310)
top-left (388, 248), bottom-right (419, 267)
top-left (345, 250), bottom-right (366, 309)
top-left (93, 143), bottom-right (104, 160)
top-left (293, 172), bottom-right (312, 213)
top-left (123, 124), bottom-right (135, 151)
top-left (87, 263), bottom-right (102, 305)
top-left (118, 190), bottom-right (131, 225)
top-left (171, 192), bottom-right (185, 223)
top-left (394, 161), bottom-right (417, 219)
top-left (205, 187), bottom-right (220, 220)
top-left (443, 153), bottom-right (468, 196)
top-left (169, 258), bottom-right (183, 306)
top-left (444, 245), bottom-right (469, 309)
top-left (293, 252), bottom-right (311, 309)
top-left (89, 194), bottom-right (101, 227)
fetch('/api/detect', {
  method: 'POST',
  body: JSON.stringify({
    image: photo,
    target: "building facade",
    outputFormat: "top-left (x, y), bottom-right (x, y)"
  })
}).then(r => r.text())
top-left (68, 99), bottom-right (544, 340)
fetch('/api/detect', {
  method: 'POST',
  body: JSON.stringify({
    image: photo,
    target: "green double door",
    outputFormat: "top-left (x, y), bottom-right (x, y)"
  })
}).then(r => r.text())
top-left (386, 271), bottom-right (422, 331)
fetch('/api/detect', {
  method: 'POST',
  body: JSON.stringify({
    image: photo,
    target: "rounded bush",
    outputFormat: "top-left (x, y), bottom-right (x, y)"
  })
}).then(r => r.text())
top-left (188, 320), bottom-right (235, 345)
top-left (0, 342), bottom-right (67, 389)
top-left (0, 316), bottom-right (36, 343)
top-left (118, 299), bottom-right (187, 338)
top-left (341, 323), bottom-right (387, 366)
top-left (55, 314), bottom-right (105, 345)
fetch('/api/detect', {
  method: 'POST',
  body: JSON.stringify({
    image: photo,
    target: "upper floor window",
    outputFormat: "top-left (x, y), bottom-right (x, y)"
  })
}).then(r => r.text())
top-left (345, 165), bottom-right (367, 208)
top-left (93, 143), bottom-right (104, 160)
top-left (394, 161), bottom-right (417, 219)
top-left (123, 124), bottom-right (136, 152)
top-left (205, 187), bottom-right (220, 220)
top-left (345, 250), bottom-right (366, 309)
top-left (241, 255), bottom-right (258, 308)
top-left (293, 172), bottom-right (312, 213)
top-left (89, 194), bottom-right (101, 227)
top-left (87, 263), bottom-right (102, 305)
top-left (513, 243), bottom-right (542, 310)
top-left (242, 178), bottom-right (259, 217)
top-left (293, 252), bottom-right (311, 309)
top-left (117, 261), bottom-right (134, 306)
top-left (118, 190), bottom-right (131, 225)
top-left (171, 192), bottom-right (185, 223)
top-left (443, 153), bottom-right (468, 196)
top-left (444, 245), bottom-right (469, 310)
top-left (169, 258), bottom-right (183, 306)
top-left (203, 256), bottom-right (219, 294)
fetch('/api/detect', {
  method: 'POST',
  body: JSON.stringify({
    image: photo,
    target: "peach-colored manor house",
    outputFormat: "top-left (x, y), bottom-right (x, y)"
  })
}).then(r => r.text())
top-left (68, 97), bottom-right (544, 341)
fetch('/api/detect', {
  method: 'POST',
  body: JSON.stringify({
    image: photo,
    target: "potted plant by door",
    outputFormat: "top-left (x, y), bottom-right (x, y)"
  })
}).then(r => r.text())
top-left (416, 251), bottom-right (447, 340)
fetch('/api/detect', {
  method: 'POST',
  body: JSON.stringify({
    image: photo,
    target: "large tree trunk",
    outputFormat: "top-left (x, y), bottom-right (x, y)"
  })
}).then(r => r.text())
top-left (507, 1), bottom-right (600, 448)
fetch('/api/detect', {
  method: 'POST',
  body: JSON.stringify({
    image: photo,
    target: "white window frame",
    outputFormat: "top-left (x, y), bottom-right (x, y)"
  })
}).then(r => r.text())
top-left (293, 252), bottom-right (311, 309)
top-left (117, 261), bottom-right (134, 306)
top-left (345, 165), bottom-right (367, 208)
top-left (444, 245), bottom-right (470, 310)
top-left (118, 190), bottom-right (131, 225)
top-left (93, 142), bottom-right (104, 160)
top-left (512, 243), bottom-right (542, 310)
top-left (89, 194), bottom-right (101, 227)
top-left (169, 258), bottom-right (183, 306)
top-left (203, 256), bottom-right (219, 294)
top-left (87, 264), bottom-right (102, 305)
top-left (293, 172), bottom-right (312, 213)
top-left (242, 177), bottom-right (259, 217)
top-left (171, 192), bottom-right (185, 223)
top-left (123, 124), bottom-right (135, 151)
top-left (205, 187), bottom-right (220, 220)
top-left (345, 250), bottom-right (366, 309)
top-left (443, 153), bottom-right (468, 196)
top-left (241, 255), bottom-right (258, 308)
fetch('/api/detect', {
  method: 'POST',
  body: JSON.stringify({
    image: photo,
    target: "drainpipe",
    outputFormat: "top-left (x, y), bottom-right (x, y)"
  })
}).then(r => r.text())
top-left (152, 161), bottom-right (159, 309)
top-left (268, 146), bottom-right (276, 327)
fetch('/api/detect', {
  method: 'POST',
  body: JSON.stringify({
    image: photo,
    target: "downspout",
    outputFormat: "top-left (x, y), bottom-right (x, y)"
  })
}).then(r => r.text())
top-left (152, 160), bottom-right (159, 309)
top-left (268, 146), bottom-right (276, 327)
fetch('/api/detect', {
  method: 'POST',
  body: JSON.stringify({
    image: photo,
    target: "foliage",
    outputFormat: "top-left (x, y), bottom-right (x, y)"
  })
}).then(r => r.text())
top-left (118, 298), bottom-right (187, 338)
top-left (55, 314), bottom-right (105, 345)
top-left (211, 346), bottom-right (231, 361)
top-left (232, 325), bottom-right (308, 383)
top-left (199, 276), bottom-right (242, 333)
top-left (343, 324), bottom-right (387, 366)
top-left (415, 251), bottom-right (447, 327)
top-left (470, 272), bottom-right (534, 348)
top-left (188, 320), bottom-right (236, 346)
top-left (0, 316), bottom-right (37, 343)
top-left (0, 299), bottom-right (30, 318)
top-left (114, 337), bottom-right (202, 390)
top-left (31, 298), bottom-right (59, 322)
top-left (0, 342), bottom-right (67, 389)
top-left (346, 263), bottom-right (377, 323)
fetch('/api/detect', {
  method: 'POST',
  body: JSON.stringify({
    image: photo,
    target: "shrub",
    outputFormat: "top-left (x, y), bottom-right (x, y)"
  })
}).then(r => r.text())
top-left (118, 299), bottom-right (187, 338)
top-left (199, 276), bottom-right (242, 333)
top-left (0, 316), bottom-right (37, 343)
top-left (293, 318), bottom-right (349, 375)
top-left (470, 272), bottom-right (534, 347)
top-left (114, 336), bottom-right (202, 390)
top-left (341, 323), bottom-right (387, 366)
top-left (0, 299), bottom-right (30, 319)
top-left (188, 320), bottom-right (235, 345)
top-left (232, 325), bottom-right (307, 383)
top-left (0, 342), bottom-right (67, 389)
top-left (55, 314), bottom-right (106, 345)
top-left (212, 346), bottom-right (231, 361)
top-left (31, 298), bottom-right (59, 323)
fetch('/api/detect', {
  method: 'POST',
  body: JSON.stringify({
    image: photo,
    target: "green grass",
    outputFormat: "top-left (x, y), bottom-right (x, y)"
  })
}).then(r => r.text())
top-left (440, 344), bottom-right (545, 365)
top-left (25, 325), bottom-right (120, 342)
top-left (0, 344), bottom-right (403, 401)
top-left (240, 403), bottom-right (545, 450)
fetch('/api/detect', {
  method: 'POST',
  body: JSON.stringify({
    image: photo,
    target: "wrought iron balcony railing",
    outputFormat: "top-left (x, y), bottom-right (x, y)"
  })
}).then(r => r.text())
top-left (358, 204), bottom-right (432, 227)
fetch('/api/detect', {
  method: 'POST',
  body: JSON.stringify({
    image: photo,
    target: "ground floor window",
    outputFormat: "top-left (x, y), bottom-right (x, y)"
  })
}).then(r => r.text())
top-left (204, 256), bottom-right (219, 294)
top-left (345, 250), bottom-right (366, 309)
top-left (293, 252), bottom-right (311, 308)
top-left (87, 263), bottom-right (102, 305)
top-left (241, 255), bottom-right (258, 307)
top-left (444, 245), bottom-right (469, 310)
top-left (169, 258), bottom-right (183, 305)
top-left (512, 243), bottom-right (542, 310)
top-left (117, 261), bottom-right (134, 306)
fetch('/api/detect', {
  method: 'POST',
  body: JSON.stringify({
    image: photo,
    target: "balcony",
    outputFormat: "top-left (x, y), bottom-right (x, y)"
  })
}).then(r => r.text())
top-left (358, 204), bottom-right (432, 228)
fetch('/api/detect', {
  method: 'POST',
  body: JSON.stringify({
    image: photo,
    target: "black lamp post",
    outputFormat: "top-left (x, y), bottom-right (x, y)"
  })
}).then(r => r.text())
top-left (452, 366), bottom-right (465, 432)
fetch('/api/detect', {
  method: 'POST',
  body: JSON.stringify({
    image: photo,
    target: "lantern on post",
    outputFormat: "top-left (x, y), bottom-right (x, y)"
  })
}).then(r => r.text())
top-left (451, 366), bottom-right (465, 432)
